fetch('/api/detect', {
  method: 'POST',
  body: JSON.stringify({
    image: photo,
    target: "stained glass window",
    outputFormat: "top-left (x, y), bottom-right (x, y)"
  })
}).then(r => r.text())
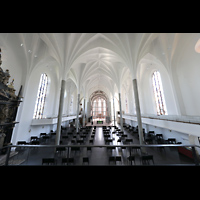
top-left (33, 73), bottom-right (48, 119)
top-left (152, 71), bottom-right (168, 115)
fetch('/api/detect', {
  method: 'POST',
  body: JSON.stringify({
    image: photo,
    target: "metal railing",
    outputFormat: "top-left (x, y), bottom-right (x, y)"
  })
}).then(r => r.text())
top-left (0, 143), bottom-right (199, 166)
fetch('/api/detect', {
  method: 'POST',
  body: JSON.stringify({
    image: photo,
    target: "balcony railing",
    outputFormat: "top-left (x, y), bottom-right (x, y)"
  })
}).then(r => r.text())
top-left (0, 144), bottom-right (199, 166)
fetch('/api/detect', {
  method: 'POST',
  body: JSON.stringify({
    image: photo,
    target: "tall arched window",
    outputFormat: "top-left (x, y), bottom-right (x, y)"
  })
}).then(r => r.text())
top-left (69, 94), bottom-right (74, 115)
top-left (125, 93), bottom-right (128, 113)
top-left (33, 73), bottom-right (48, 119)
top-left (92, 97), bottom-right (107, 119)
top-left (152, 71), bottom-right (168, 115)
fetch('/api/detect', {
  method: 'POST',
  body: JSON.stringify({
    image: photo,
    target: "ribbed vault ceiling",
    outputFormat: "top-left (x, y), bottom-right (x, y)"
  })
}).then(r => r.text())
top-left (0, 33), bottom-right (199, 100)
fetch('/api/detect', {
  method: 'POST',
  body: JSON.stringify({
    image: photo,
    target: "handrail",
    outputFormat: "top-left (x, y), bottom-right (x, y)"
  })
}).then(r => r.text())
top-left (0, 144), bottom-right (198, 148)
top-left (1, 143), bottom-right (199, 166)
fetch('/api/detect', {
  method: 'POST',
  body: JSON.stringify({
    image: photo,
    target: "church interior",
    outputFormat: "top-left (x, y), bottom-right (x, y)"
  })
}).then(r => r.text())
top-left (0, 33), bottom-right (200, 166)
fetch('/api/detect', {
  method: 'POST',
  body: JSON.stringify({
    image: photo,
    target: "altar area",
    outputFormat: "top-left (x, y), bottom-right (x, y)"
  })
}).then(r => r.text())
top-left (86, 118), bottom-right (113, 127)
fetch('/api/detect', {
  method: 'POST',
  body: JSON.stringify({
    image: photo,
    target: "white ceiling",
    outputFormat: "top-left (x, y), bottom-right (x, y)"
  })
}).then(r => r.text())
top-left (0, 33), bottom-right (199, 100)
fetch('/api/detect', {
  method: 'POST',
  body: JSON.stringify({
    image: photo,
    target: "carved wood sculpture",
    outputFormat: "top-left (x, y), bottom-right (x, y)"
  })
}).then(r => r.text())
top-left (0, 48), bottom-right (22, 153)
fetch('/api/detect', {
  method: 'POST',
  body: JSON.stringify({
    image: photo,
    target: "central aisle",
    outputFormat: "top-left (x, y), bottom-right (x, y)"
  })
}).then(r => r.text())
top-left (89, 127), bottom-right (109, 165)
top-left (88, 126), bottom-right (136, 165)
top-left (94, 127), bottom-right (104, 145)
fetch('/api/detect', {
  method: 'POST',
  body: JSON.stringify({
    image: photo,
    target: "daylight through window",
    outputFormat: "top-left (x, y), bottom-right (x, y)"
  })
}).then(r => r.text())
top-left (33, 73), bottom-right (48, 119)
top-left (92, 97), bottom-right (107, 119)
top-left (152, 71), bottom-right (168, 115)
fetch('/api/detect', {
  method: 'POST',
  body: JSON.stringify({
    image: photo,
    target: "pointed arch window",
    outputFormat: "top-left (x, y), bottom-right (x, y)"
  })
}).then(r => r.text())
top-left (69, 94), bottom-right (74, 115)
top-left (152, 71), bottom-right (168, 115)
top-left (92, 97), bottom-right (107, 119)
top-left (125, 93), bottom-right (128, 113)
top-left (33, 73), bottom-right (48, 119)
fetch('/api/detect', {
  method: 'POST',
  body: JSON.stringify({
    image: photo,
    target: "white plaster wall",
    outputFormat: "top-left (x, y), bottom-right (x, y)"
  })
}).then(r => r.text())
top-left (121, 90), bottom-right (125, 114)
top-left (172, 35), bottom-right (200, 116)
top-left (137, 54), bottom-right (178, 116)
top-left (73, 90), bottom-right (78, 115)
top-left (125, 118), bottom-right (194, 143)
top-left (11, 65), bottom-right (58, 144)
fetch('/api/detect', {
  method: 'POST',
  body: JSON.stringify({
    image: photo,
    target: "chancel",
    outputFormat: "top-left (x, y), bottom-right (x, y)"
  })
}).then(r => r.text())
top-left (0, 33), bottom-right (200, 166)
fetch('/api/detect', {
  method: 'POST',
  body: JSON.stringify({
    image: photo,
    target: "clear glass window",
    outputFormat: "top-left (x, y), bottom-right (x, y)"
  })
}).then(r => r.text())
top-left (92, 97), bottom-right (107, 119)
top-left (33, 73), bottom-right (48, 119)
top-left (152, 71), bottom-right (168, 115)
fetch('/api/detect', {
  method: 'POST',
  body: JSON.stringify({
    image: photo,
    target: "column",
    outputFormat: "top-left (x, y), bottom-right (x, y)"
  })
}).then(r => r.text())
top-left (118, 93), bottom-right (123, 131)
top-left (76, 93), bottom-right (80, 133)
top-left (55, 80), bottom-right (65, 145)
top-left (87, 101), bottom-right (91, 124)
top-left (132, 79), bottom-right (144, 145)
top-left (101, 100), bottom-right (103, 119)
top-left (113, 98), bottom-right (116, 126)
top-left (66, 86), bottom-right (71, 116)
top-left (83, 98), bottom-right (86, 127)
top-left (108, 101), bottom-right (111, 123)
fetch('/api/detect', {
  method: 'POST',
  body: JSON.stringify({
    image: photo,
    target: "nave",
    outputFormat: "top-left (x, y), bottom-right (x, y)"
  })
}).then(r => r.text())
top-left (1, 33), bottom-right (200, 167)
top-left (3, 124), bottom-right (195, 166)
